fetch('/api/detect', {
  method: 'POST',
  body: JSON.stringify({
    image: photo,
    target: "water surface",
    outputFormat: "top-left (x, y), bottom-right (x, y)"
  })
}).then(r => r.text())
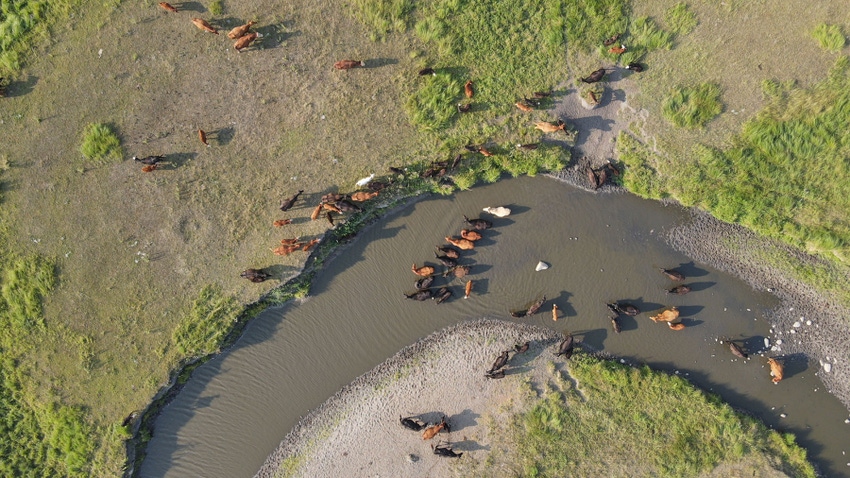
top-left (141, 176), bottom-right (850, 477)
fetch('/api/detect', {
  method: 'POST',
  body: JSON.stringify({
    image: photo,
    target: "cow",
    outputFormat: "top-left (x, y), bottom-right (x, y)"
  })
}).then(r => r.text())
top-left (660, 268), bottom-right (686, 281)
top-left (434, 253), bottom-right (457, 268)
top-left (668, 322), bottom-right (686, 331)
top-left (460, 229), bottom-right (482, 241)
top-left (457, 103), bottom-right (471, 113)
top-left (517, 143), bottom-right (539, 150)
top-left (464, 80), bottom-right (474, 98)
top-left (422, 416), bottom-right (449, 440)
top-left (436, 245), bottom-right (460, 259)
top-left (534, 120), bottom-right (566, 134)
top-left (280, 190), bottom-right (304, 211)
top-left (434, 288), bottom-right (452, 304)
top-left (580, 68), bottom-right (607, 83)
top-left (650, 307), bottom-right (679, 323)
top-left (405, 290), bottom-right (432, 301)
top-left (191, 18), bottom-right (219, 35)
top-left (412, 263), bottom-right (435, 277)
top-left (445, 236), bottom-right (475, 250)
top-left (489, 350), bottom-right (510, 374)
top-left (443, 265), bottom-right (470, 279)
top-left (326, 211), bottom-right (335, 226)
top-left (477, 146), bottom-right (494, 157)
top-left (198, 128), bottom-right (209, 146)
top-left (322, 202), bottom-right (342, 214)
top-left (603, 33), bottom-right (620, 46)
top-left (515, 342), bottom-right (530, 354)
top-left (509, 310), bottom-right (527, 318)
top-left (400, 415), bottom-right (425, 431)
top-left (464, 280), bottom-right (473, 299)
top-left (485, 369), bottom-right (506, 379)
top-left (273, 219), bottom-right (292, 227)
top-left (532, 91), bottom-right (552, 98)
top-left (611, 315), bottom-right (622, 333)
top-left (334, 60), bottom-right (365, 70)
top-left (133, 155), bottom-right (165, 165)
top-left (228, 20), bottom-right (257, 39)
top-left (310, 204), bottom-right (323, 221)
top-left (432, 443), bottom-right (463, 458)
top-left (527, 296), bottom-right (546, 316)
top-left (335, 199), bottom-right (361, 213)
top-left (240, 269), bottom-right (271, 283)
top-left (626, 62), bottom-right (644, 73)
top-left (350, 191), bottom-right (378, 202)
top-left (666, 285), bottom-right (692, 295)
top-left (555, 333), bottom-right (574, 358)
top-left (463, 215), bottom-right (492, 230)
top-left (609, 44), bottom-right (627, 55)
top-left (515, 101), bottom-right (533, 112)
top-left (141, 164), bottom-right (158, 173)
top-left (729, 342), bottom-right (748, 359)
top-left (768, 357), bottom-right (784, 383)
top-left (415, 276), bottom-right (434, 290)
top-left (552, 303), bottom-right (559, 322)
top-left (609, 302), bottom-right (640, 316)
top-left (301, 238), bottom-right (320, 252)
top-left (234, 32), bottom-right (259, 52)
top-left (158, 2), bottom-right (178, 13)
top-left (419, 68), bottom-right (436, 76)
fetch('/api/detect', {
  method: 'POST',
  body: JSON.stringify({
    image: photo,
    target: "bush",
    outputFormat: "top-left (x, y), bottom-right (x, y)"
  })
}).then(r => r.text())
top-left (662, 83), bottom-right (723, 128)
top-left (79, 123), bottom-right (123, 163)
top-left (208, 0), bottom-right (224, 15)
top-left (665, 2), bottom-right (697, 35)
top-left (172, 285), bottom-right (241, 357)
top-left (811, 23), bottom-right (845, 51)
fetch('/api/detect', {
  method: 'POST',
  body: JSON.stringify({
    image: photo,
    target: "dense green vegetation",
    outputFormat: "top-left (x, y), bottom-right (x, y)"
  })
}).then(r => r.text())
top-left (351, 0), bottom-right (411, 41)
top-left (172, 285), bottom-right (242, 358)
top-left (617, 16), bottom-right (672, 65)
top-left (471, 354), bottom-right (814, 477)
top-left (79, 123), bottom-right (123, 164)
top-left (0, 0), bottom-right (81, 75)
top-left (664, 2), bottom-right (697, 36)
top-left (811, 23), bottom-right (845, 51)
top-left (661, 82), bottom-right (723, 128)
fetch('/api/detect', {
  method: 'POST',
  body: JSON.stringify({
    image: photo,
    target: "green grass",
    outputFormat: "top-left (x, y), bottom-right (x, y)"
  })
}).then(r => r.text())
top-left (472, 353), bottom-right (814, 477)
top-left (614, 132), bottom-right (667, 199)
top-left (79, 123), bottom-right (123, 164)
top-left (563, 0), bottom-right (629, 53)
top-left (208, 0), bottom-right (224, 15)
top-left (350, 0), bottom-right (412, 41)
top-left (0, 0), bottom-right (81, 75)
top-left (810, 23), bottom-right (845, 51)
top-left (172, 285), bottom-right (242, 358)
top-left (664, 2), bottom-right (697, 36)
top-left (404, 72), bottom-right (462, 132)
top-left (0, 254), bottom-right (55, 330)
top-left (661, 82), bottom-right (723, 128)
top-left (617, 16), bottom-right (673, 65)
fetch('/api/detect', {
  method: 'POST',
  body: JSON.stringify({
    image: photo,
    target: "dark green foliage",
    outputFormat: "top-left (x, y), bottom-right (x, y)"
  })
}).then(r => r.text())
top-left (79, 123), bottom-right (123, 163)
top-left (615, 132), bottom-right (667, 199)
top-left (0, 0), bottom-right (75, 74)
top-left (0, 360), bottom-right (94, 477)
top-left (208, 0), bottom-right (224, 15)
top-left (563, 0), bottom-right (629, 53)
top-left (617, 16), bottom-right (673, 65)
top-left (404, 72), bottom-right (462, 132)
top-left (506, 353), bottom-right (815, 477)
top-left (662, 83), bottom-right (723, 128)
top-left (0, 254), bottom-right (56, 330)
top-left (172, 285), bottom-right (242, 357)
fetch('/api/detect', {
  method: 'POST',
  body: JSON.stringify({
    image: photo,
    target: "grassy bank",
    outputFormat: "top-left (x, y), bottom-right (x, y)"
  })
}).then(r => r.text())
top-left (0, 0), bottom-right (848, 475)
top-left (462, 353), bottom-right (814, 477)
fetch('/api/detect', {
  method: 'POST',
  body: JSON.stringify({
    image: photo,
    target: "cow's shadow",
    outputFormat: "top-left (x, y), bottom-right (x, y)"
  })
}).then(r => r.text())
top-left (446, 408), bottom-right (479, 433)
top-left (174, 1), bottom-right (205, 13)
top-left (366, 58), bottom-right (399, 68)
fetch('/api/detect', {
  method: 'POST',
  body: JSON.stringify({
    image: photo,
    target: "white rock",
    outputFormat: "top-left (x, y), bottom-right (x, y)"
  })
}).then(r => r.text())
top-left (824, 363), bottom-right (832, 373)
top-left (535, 261), bottom-right (549, 271)
top-left (776, 339), bottom-right (783, 345)
top-left (844, 418), bottom-right (849, 424)
top-left (780, 413), bottom-right (787, 418)
top-left (806, 320), bottom-right (812, 325)
top-left (764, 338), bottom-right (771, 348)
top-left (793, 321), bottom-right (801, 328)
top-left (482, 206), bottom-right (511, 217)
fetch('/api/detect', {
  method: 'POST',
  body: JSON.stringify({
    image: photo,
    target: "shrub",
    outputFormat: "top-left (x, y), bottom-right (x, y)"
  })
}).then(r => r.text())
top-left (208, 0), bottom-right (224, 15)
top-left (172, 285), bottom-right (241, 357)
top-left (662, 83), bottom-right (723, 128)
top-left (79, 123), bottom-right (123, 163)
top-left (811, 23), bottom-right (845, 51)
top-left (665, 2), bottom-right (697, 35)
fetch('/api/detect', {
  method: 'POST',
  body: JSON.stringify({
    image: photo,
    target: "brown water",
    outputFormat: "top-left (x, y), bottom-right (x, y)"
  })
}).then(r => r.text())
top-left (140, 176), bottom-right (850, 478)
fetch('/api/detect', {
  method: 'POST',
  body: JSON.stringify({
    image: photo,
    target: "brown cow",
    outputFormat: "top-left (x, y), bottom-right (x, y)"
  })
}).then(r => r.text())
top-left (192, 18), bottom-right (219, 35)
top-left (515, 101), bottom-right (533, 112)
top-left (527, 296), bottom-right (546, 316)
top-left (228, 20), bottom-right (257, 39)
top-left (350, 191), bottom-right (378, 202)
top-left (141, 164), bottom-right (158, 173)
top-left (650, 307), bottom-right (679, 323)
top-left (273, 219), bottom-right (292, 227)
top-left (301, 238), bottom-right (320, 252)
top-left (445, 236), bottom-right (475, 250)
top-left (234, 32), bottom-right (258, 52)
top-left (334, 60), bottom-right (365, 70)
top-left (412, 263), bottom-right (435, 277)
top-left (280, 190), bottom-right (304, 212)
top-left (668, 322), bottom-right (686, 331)
top-left (667, 285), bottom-right (692, 295)
top-left (464, 80), bottom-right (474, 98)
top-left (240, 269), bottom-right (271, 283)
top-left (198, 128), bottom-right (209, 146)
top-left (460, 229), bottom-right (482, 241)
top-left (159, 2), bottom-right (178, 13)
top-left (768, 357), bottom-right (784, 383)
top-left (660, 268), bottom-right (686, 281)
top-left (580, 68), bottom-right (607, 84)
top-left (608, 44), bottom-right (626, 55)
top-left (464, 280), bottom-right (473, 299)
top-left (535, 120), bottom-right (566, 134)
top-left (463, 215), bottom-right (492, 230)
top-left (322, 202), bottom-right (342, 214)
top-left (552, 303), bottom-right (559, 322)
top-left (603, 33), bottom-right (620, 46)
top-left (422, 417), bottom-right (449, 440)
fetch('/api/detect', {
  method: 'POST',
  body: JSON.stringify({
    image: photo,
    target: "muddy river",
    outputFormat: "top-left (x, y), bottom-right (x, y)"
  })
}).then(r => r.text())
top-left (140, 176), bottom-right (850, 477)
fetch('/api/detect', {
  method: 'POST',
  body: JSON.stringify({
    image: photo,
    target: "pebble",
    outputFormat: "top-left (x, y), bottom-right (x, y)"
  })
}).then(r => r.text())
top-left (793, 321), bottom-right (801, 328)
top-left (845, 418), bottom-right (850, 424)
top-left (824, 363), bottom-right (832, 373)
top-left (780, 413), bottom-right (787, 418)
top-left (535, 261), bottom-right (549, 271)
top-left (806, 320), bottom-right (812, 325)
top-left (764, 338), bottom-right (770, 348)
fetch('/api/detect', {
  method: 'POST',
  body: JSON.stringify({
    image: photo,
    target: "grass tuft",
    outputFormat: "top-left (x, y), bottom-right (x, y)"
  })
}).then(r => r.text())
top-left (664, 2), bottom-right (697, 36)
top-left (172, 285), bottom-right (242, 358)
top-left (661, 83), bottom-right (723, 128)
top-left (351, 0), bottom-right (412, 41)
top-left (208, 0), bottom-right (224, 15)
top-left (0, 254), bottom-right (56, 330)
top-left (810, 23), bottom-right (845, 51)
top-left (79, 123), bottom-right (123, 164)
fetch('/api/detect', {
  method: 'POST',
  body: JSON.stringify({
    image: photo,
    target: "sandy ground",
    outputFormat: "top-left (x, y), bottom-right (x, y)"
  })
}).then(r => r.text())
top-left (255, 319), bottom-right (562, 478)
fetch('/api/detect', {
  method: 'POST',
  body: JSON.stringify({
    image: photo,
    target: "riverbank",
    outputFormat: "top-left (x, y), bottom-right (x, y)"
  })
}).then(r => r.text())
top-left (258, 319), bottom-right (811, 477)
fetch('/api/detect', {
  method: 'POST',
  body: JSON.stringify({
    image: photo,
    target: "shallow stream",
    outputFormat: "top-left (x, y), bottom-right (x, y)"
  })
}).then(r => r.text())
top-left (141, 176), bottom-right (850, 477)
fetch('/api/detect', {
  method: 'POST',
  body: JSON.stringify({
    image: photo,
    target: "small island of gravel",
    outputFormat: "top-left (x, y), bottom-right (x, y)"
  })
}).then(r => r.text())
top-left (258, 319), bottom-right (813, 478)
